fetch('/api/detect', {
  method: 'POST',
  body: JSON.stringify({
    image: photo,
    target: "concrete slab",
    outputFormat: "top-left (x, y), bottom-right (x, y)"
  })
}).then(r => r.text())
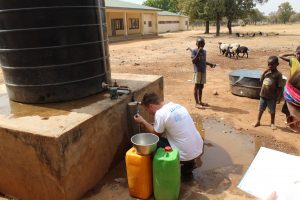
top-left (0, 73), bottom-right (163, 200)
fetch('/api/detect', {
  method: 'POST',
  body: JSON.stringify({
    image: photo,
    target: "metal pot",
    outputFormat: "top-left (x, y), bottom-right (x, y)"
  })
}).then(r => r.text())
top-left (131, 133), bottom-right (159, 155)
top-left (229, 69), bottom-right (262, 99)
top-left (229, 69), bottom-right (287, 99)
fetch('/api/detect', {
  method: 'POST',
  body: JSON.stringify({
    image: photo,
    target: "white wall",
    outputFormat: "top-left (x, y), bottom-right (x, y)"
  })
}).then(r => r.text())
top-left (143, 14), bottom-right (155, 34)
top-left (158, 15), bottom-right (189, 33)
top-left (158, 16), bottom-right (180, 33)
top-left (180, 17), bottom-right (189, 30)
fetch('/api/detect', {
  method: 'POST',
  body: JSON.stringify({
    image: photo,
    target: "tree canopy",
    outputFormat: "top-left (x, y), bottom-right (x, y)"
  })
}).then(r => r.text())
top-left (143, 0), bottom-right (300, 35)
top-left (247, 8), bottom-right (265, 24)
top-left (143, 0), bottom-right (179, 13)
top-left (277, 2), bottom-right (294, 24)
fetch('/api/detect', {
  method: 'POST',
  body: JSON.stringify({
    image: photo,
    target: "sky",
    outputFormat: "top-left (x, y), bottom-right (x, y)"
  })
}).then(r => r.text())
top-left (128, 0), bottom-right (300, 15)
top-left (256, 0), bottom-right (300, 15)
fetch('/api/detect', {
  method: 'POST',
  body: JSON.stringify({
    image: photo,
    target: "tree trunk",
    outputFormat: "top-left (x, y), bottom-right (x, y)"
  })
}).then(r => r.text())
top-left (204, 20), bottom-right (210, 34)
top-left (227, 20), bottom-right (232, 35)
top-left (216, 14), bottom-right (221, 36)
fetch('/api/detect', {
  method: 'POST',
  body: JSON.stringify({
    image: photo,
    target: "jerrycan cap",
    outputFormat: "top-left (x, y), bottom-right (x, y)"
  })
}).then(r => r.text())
top-left (164, 146), bottom-right (172, 152)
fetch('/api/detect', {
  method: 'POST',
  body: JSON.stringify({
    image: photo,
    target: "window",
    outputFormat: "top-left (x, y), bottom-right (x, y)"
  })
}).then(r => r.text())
top-left (144, 21), bottom-right (146, 25)
top-left (158, 21), bottom-right (180, 24)
top-left (185, 21), bottom-right (188, 25)
top-left (112, 19), bottom-right (124, 30)
top-left (129, 18), bottom-right (139, 29)
top-left (148, 21), bottom-right (152, 27)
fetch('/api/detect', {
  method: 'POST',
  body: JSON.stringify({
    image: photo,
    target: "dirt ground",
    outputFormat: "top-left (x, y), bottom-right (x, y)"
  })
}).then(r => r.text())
top-left (84, 24), bottom-right (300, 200)
top-left (108, 24), bottom-right (300, 153)
top-left (1, 24), bottom-right (300, 200)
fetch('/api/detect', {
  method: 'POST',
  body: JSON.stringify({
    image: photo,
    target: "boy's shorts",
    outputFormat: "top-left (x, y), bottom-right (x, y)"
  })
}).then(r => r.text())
top-left (193, 72), bottom-right (206, 84)
top-left (259, 97), bottom-right (276, 114)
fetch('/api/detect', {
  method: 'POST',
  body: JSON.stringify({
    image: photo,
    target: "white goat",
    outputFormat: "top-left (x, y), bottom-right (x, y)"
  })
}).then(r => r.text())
top-left (226, 43), bottom-right (240, 58)
top-left (218, 42), bottom-right (230, 55)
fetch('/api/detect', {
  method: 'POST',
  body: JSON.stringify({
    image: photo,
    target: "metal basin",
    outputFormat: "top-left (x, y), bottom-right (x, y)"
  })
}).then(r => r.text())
top-left (131, 133), bottom-right (159, 155)
top-left (229, 69), bottom-right (262, 99)
top-left (229, 69), bottom-right (287, 99)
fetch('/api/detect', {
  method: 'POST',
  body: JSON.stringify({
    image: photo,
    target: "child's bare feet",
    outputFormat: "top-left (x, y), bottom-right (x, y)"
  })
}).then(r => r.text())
top-left (195, 104), bottom-right (204, 109)
top-left (200, 102), bottom-right (209, 107)
top-left (254, 122), bottom-right (260, 127)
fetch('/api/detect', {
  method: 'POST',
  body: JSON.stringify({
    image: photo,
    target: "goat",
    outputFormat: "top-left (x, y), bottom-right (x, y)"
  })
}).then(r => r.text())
top-left (225, 43), bottom-right (240, 58)
top-left (235, 46), bottom-right (249, 59)
top-left (218, 42), bottom-right (230, 56)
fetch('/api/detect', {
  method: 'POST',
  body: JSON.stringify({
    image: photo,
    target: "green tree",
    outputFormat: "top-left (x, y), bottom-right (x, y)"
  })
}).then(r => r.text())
top-left (224, 0), bottom-right (239, 35)
top-left (143, 0), bottom-right (179, 12)
top-left (205, 0), bottom-right (225, 36)
top-left (224, 0), bottom-right (267, 34)
top-left (179, 0), bottom-right (268, 36)
top-left (277, 2), bottom-right (294, 24)
top-left (267, 11), bottom-right (279, 24)
top-left (248, 8), bottom-right (265, 24)
top-left (289, 12), bottom-right (300, 23)
top-left (178, 0), bottom-right (211, 34)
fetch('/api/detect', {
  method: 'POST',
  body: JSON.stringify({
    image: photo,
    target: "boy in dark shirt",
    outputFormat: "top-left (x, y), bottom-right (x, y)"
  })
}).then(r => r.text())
top-left (191, 37), bottom-right (216, 108)
top-left (254, 56), bottom-right (283, 130)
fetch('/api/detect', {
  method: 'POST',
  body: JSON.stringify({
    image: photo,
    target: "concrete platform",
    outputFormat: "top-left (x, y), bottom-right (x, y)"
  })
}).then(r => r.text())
top-left (0, 73), bottom-right (163, 200)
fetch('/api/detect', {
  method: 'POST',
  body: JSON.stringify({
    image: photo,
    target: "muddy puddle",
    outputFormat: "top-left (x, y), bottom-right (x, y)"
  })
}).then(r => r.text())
top-left (83, 116), bottom-right (263, 200)
top-left (194, 116), bottom-right (257, 172)
top-left (175, 116), bottom-right (258, 199)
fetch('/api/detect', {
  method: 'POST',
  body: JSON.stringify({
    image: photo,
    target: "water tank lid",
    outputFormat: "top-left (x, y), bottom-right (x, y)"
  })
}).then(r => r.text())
top-left (229, 69), bottom-right (262, 79)
top-left (164, 146), bottom-right (173, 152)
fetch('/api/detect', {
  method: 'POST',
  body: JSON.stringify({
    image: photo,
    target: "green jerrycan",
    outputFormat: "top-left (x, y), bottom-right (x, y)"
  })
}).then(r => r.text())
top-left (153, 146), bottom-right (180, 200)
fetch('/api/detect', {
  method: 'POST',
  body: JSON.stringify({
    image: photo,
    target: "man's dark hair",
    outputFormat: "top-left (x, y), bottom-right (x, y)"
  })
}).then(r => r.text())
top-left (141, 92), bottom-right (161, 106)
top-left (268, 56), bottom-right (279, 64)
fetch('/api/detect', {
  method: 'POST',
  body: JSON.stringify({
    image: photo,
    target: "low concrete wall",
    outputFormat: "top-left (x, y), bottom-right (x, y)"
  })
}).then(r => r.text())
top-left (0, 73), bottom-right (163, 200)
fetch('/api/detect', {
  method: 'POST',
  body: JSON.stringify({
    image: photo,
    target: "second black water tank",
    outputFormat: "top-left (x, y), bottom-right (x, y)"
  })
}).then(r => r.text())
top-left (0, 0), bottom-right (110, 103)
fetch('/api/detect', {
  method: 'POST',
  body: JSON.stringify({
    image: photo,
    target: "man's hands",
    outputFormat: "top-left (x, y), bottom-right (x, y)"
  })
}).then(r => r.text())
top-left (134, 113), bottom-right (157, 135)
top-left (134, 113), bottom-right (145, 124)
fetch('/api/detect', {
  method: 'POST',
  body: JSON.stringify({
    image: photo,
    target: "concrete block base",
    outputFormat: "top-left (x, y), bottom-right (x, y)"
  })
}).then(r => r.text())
top-left (0, 73), bottom-right (163, 200)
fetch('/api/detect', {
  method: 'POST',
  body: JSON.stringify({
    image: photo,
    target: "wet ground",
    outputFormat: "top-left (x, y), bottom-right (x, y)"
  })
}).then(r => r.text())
top-left (83, 116), bottom-right (297, 200)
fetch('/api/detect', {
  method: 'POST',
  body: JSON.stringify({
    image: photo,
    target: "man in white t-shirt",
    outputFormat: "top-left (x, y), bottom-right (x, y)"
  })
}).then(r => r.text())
top-left (134, 92), bottom-right (204, 176)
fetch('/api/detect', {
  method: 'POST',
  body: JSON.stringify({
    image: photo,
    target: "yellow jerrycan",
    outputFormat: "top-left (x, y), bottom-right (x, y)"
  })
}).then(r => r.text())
top-left (125, 147), bottom-right (153, 199)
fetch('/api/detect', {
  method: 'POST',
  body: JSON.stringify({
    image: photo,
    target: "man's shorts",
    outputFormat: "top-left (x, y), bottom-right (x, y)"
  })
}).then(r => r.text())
top-left (259, 97), bottom-right (276, 114)
top-left (193, 72), bottom-right (206, 84)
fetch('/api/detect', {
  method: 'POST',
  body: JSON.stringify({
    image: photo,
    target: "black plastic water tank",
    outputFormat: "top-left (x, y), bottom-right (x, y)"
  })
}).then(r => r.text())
top-left (0, 0), bottom-right (111, 103)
